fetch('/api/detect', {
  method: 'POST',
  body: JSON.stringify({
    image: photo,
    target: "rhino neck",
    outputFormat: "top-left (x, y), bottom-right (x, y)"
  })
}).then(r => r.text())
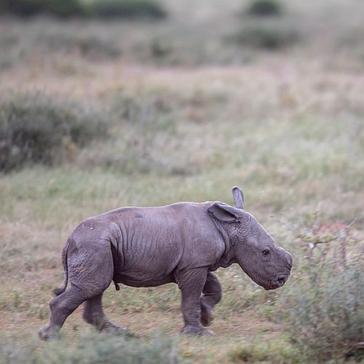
top-left (209, 218), bottom-right (236, 270)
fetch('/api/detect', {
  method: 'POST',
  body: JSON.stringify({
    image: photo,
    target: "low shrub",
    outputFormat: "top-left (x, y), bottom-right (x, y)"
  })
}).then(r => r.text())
top-left (85, 0), bottom-right (167, 20)
top-left (0, 333), bottom-right (182, 364)
top-left (245, 0), bottom-right (283, 17)
top-left (234, 20), bottom-right (299, 50)
top-left (277, 221), bottom-right (364, 362)
top-left (0, 0), bottom-right (82, 17)
top-left (281, 264), bottom-right (364, 361)
top-left (0, 93), bottom-right (108, 172)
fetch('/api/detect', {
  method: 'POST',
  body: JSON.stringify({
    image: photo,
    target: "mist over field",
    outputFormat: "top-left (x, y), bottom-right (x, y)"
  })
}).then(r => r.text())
top-left (0, 0), bottom-right (363, 363)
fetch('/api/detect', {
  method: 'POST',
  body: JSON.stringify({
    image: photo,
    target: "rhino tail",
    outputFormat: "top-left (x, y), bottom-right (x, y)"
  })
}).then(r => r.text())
top-left (53, 238), bottom-right (71, 296)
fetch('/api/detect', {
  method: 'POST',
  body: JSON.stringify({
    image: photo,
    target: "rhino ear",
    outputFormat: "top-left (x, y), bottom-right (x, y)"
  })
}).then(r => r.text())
top-left (208, 202), bottom-right (241, 223)
top-left (232, 186), bottom-right (244, 209)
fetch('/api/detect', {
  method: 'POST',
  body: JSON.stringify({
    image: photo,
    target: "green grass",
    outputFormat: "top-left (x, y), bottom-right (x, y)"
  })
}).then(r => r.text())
top-left (0, 82), bottom-right (363, 361)
top-left (229, 336), bottom-right (300, 363)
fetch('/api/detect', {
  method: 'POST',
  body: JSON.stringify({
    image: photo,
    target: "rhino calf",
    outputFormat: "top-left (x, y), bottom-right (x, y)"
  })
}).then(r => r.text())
top-left (39, 186), bottom-right (292, 339)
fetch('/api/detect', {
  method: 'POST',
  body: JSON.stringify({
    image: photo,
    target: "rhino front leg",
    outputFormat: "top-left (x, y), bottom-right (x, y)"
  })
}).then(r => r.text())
top-left (201, 272), bottom-right (222, 327)
top-left (83, 294), bottom-right (129, 335)
top-left (177, 268), bottom-right (212, 336)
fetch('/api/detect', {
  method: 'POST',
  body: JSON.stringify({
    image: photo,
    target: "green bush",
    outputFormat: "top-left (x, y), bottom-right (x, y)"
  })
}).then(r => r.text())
top-left (246, 0), bottom-right (282, 17)
top-left (0, 0), bottom-right (82, 17)
top-left (0, 93), bottom-right (108, 172)
top-left (234, 20), bottom-right (299, 50)
top-left (279, 261), bottom-right (364, 361)
top-left (0, 333), bottom-right (182, 364)
top-left (86, 0), bottom-right (167, 20)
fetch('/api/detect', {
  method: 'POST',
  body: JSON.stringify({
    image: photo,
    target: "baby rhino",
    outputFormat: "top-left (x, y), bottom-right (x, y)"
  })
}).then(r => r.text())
top-left (39, 186), bottom-right (292, 340)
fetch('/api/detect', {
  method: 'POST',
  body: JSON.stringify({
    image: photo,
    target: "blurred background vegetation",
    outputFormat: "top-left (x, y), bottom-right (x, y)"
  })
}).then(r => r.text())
top-left (0, 0), bottom-right (363, 363)
top-left (0, 0), bottom-right (166, 19)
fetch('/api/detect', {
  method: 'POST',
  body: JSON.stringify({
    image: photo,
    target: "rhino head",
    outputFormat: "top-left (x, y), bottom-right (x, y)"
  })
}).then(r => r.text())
top-left (208, 186), bottom-right (292, 290)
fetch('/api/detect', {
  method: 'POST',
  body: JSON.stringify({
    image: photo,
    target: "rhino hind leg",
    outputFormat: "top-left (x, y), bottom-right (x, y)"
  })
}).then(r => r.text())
top-left (83, 294), bottom-right (129, 335)
top-left (38, 285), bottom-right (87, 340)
top-left (200, 272), bottom-right (222, 327)
top-left (39, 241), bottom-right (114, 340)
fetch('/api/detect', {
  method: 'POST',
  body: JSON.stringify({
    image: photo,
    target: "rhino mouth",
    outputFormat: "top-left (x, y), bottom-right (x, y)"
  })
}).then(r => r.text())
top-left (254, 271), bottom-right (290, 290)
top-left (265, 274), bottom-right (289, 290)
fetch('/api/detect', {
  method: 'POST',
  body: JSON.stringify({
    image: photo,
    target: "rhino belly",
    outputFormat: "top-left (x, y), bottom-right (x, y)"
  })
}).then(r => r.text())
top-left (117, 272), bottom-right (176, 287)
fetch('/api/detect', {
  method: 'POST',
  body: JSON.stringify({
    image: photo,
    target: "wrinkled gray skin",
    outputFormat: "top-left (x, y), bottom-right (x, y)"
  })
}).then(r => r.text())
top-left (39, 187), bottom-right (292, 340)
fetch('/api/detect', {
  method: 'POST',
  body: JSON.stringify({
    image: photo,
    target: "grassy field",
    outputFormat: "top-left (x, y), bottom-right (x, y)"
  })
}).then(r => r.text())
top-left (0, 0), bottom-right (364, 363)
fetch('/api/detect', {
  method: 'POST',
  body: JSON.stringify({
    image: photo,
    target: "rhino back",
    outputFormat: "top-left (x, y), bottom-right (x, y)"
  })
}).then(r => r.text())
top-left (106, 202), bottom-right (226, 282)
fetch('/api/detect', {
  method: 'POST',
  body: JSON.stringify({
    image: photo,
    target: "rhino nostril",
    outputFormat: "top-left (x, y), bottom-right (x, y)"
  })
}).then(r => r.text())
top-left (277, 276), bottom-right (286, 285)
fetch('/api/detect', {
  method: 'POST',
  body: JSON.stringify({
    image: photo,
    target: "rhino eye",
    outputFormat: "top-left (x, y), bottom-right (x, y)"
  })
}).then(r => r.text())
top-left (262, 249), bottom-right (270, 256)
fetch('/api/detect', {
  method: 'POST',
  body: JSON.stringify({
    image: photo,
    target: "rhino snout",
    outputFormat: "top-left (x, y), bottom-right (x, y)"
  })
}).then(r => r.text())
top-left (271, 260), bottom-right (292, 289)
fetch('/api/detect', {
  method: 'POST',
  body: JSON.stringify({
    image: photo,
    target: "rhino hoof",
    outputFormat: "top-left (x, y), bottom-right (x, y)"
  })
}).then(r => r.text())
top-left (38, 326), bottom-right (60, 341)
top-left (181, 325), bottom-right (215, 336)
top-left (101, 322), bottom-right (135, 338)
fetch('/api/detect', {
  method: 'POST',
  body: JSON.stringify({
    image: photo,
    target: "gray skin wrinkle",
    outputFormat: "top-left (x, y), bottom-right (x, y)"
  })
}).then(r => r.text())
top-left (39, 187), bottom-right (292, 340)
